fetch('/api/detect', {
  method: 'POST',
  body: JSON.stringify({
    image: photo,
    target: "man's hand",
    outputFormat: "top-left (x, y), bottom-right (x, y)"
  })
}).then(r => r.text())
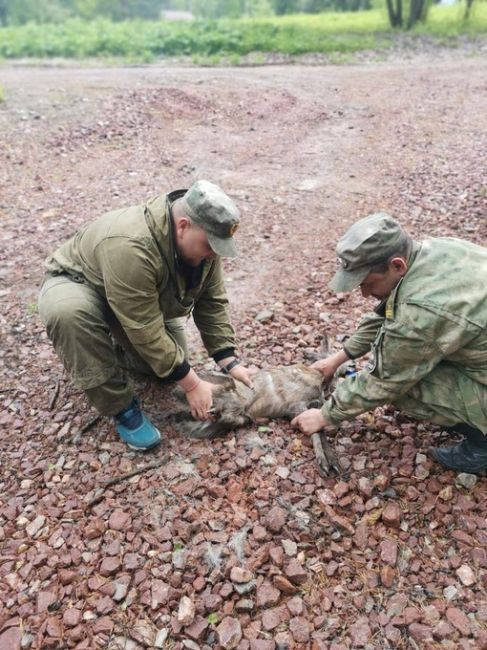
top-left (311, 349), bottom-right (350, 381)
top-left (291, 408), bottom-right (328, 434)
top-left (229, 364), bottom-right (256, 388)
top-left (185, 379), bottom-right (216, 420)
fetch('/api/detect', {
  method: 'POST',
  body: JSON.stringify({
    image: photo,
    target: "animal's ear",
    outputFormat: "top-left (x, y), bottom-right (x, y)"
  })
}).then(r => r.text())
top-left (318, 334), bottom-right (330, 358)
top-left (198, 372), bottom-right (237, 390)
top-left (303, 334), bottom-right (331, 363)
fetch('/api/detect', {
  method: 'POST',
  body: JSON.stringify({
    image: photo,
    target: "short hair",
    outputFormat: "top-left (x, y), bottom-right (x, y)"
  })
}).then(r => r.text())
top-left (368, 235), bottom-right (412, 274)
top-left (172, 197), bottom-right (193, 223)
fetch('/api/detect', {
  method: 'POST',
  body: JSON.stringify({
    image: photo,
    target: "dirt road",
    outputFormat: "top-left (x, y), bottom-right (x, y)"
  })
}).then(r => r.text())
top-left (0, 59), bottom-right (486, 648)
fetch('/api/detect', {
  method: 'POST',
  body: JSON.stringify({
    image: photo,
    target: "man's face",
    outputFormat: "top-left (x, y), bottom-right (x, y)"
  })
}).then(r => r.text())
top-left (359, 264), bottom-right (404, 300)
top-left (176, 219), bottom-right (216, 267)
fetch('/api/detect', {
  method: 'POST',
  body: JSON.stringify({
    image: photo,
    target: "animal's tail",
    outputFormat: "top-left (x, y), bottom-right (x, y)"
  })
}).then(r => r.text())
top-left (174, 418), bottom-right (235, 440)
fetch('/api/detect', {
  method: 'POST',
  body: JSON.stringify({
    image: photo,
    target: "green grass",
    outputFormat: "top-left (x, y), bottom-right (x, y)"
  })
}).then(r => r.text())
top-left (0, 3), bottom-right (485, 62)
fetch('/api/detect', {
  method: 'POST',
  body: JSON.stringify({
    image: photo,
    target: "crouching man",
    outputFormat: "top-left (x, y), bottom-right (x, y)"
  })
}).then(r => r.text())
top-left (38, 180), bottom-right (253, 450)
top-left (292, 213), bottom-right (487, 474)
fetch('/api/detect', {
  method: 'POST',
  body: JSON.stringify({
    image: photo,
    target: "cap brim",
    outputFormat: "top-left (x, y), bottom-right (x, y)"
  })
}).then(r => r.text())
top-left (207, 232), bottom-right (238, 258)
top-left (329, 266), bottom-right (370, 293)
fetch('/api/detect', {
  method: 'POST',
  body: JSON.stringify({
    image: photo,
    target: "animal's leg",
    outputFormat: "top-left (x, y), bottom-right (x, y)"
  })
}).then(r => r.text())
top-left (311, 431), bottom-right (341, 475)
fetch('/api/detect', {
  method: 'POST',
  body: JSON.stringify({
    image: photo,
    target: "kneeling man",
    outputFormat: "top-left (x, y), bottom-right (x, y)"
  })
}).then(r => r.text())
top-left (292, 213), bottom-right (487, 474)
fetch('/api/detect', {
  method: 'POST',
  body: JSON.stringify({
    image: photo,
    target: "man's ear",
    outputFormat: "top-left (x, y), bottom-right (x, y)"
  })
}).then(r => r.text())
top-left (176, 216), bottom-right (192, 235)
top-left (390, 257), bottom-right (408, 276)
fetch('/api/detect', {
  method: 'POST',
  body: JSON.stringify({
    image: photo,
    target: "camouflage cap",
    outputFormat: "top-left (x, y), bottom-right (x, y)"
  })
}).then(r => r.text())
top-left (183, 180), bottom-right (240, 258)
top-left (329, 212), bottom-right (408, 292)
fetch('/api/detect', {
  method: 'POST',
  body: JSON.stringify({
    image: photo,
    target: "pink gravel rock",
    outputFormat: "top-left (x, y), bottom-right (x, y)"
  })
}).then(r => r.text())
top-left (284, 559), bottom-right (308, 585)
top-left (358, 477), bottom-right (373, 498)
top-left (333, 481), bottom-right (349, 498)
top-left (272, 575), bottom-right (297, 595)
top-left (403, 607), bottom-right (422, 625)
top-left (96, 595), bottom-right (115, 614)
top-left (250, 641), bottom-right (276, 650)
top-left (317, 489), bottom-right (337, 507)
top-left (37, 590), bottom-right (57, 613)
top-left (323, 506), bottom-right (355, 535)
top-left (202, 593), bottom-right (223, 611)
top-left (380, 566), bottom-right (395, 588)
top-left (92, 616), bottom-right (114, 634)
top-left (265, 507), bottom-right (287, 533)
top-left (99, 557), bottom-right (121, 577)
top-left (178, 596), bottom-right (196, 625)
top-left (193, 576), bottom-right (206, 592)
top-left (0, 626), bottom-right (21, 650)
top-left (353, 523), bottom-right (369, 550)
top-left (151, 580), bottom-right (171, 608)
top-left (349, 617), bottom-right (372, 647)
top-left (380, 539), bottom-right (398, 566)
top-left (289, 616), bottom-right (311, 643)
top-left (216, 617), bottom-right (242, 649)
top-left (446, 607), bottom-right (471, 635)
top-left (381, 502), bottom-right (402, 528)
top-left (433, 621), bottom-right (454, 640)
top-left (46, 616), bottom-right (62, 638)
top-left (262, 608), bottom-right (282, 631)
top-left (456, 564), bottom-right (475, 586)
top-left (409, 623), bottom-right (433, 643)
top-left (62, 608), bottom-right (82, 627)
top-left (66, 625), bottom-right (85, 642)
top-left (269, 546), bottom-right (284, 566)
top-left (384, 624), bottom-right (401, 644)
top-left (252, 524), bottom-right (268, 541)
top-left (58, 569), bottom-right (78, 585)
top-left (108, 509), bottom-right (131, 531)
top-left (256, 583), bottom-right (280, 608)
top-left (26, 515), bottom-right (46, 537)
top-left (85, 518), bottom-right (106, 539)
top-left (231, 567), bottom-right (254, 584)
top-left (287, 596), bottom-right (304, 616)
top-left (185, 617), bottom-right (209, 641)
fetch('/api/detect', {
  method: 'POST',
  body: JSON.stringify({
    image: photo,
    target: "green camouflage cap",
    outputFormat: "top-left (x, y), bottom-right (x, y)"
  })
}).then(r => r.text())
top-left (329, 212), bottom-right (407, 292)
top-left (184, 180), bottom-right (240, 258)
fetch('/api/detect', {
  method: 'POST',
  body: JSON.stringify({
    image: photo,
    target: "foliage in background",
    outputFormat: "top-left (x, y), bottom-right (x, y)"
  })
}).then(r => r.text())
top-left (0, 2), bottom-right (485, 60)
top-left (386, 0), bottom-right (431, 28)
top-left (0, 0), bottom-right (375, 24)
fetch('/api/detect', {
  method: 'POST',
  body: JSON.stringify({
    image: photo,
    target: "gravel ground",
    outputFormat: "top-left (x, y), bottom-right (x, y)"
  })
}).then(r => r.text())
top-left (0, 52), bottom-right (486, 650)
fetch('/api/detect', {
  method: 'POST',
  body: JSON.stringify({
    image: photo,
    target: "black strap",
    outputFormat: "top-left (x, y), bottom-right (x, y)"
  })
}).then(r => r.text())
top-left (221, 358), bottom-right (241, 374)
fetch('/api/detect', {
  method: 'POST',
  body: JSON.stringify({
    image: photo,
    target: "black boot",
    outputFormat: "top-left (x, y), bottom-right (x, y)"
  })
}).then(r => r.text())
top-left (429, 423), bottom-right (487, 474)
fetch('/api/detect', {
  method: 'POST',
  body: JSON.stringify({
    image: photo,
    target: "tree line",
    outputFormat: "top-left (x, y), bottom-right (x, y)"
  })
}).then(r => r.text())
top-left (0, 0), bottom-right (478, 28)
top-left (0, 0), bottom-right (372, 25)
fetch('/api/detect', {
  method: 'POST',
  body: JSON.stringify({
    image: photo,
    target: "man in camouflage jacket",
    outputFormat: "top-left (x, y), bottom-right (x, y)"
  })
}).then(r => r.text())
top-left (38, 180), bottom-right (253, 450)
top-left (292, 213), bottom-right (487, 474)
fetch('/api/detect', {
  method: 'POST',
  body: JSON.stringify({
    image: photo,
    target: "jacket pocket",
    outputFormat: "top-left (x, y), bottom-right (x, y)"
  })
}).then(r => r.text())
top-left (366, 328), bottom-right (386, 378)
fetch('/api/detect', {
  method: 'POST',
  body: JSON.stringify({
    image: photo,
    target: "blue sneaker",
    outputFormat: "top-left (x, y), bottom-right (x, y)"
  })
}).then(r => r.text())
top-left (114, 398), bottom-right (161, 450)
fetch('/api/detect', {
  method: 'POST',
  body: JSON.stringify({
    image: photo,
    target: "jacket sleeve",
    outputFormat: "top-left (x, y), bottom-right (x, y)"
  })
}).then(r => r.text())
top-left (343, 312), bottom-right (384, 359)
top-left (96, 237), bottom-right (188, 379)
top-left (192, 259), bottom-right (236, 359)
top-left (323, 303), bottom-right (478, 426)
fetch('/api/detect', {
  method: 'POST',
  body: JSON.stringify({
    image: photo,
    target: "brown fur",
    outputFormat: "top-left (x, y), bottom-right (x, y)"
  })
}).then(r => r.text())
top-left (172, 336), bottom-right (350, 439)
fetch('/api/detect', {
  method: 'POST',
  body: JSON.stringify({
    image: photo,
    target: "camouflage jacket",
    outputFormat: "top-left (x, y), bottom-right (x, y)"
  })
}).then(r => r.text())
top-left (323, 237), bottom-right (487, 426)
top-left (44, 191), bottom-right (236, 379)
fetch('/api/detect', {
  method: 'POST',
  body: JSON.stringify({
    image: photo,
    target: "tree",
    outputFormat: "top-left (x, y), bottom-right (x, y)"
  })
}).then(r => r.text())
top-left (464, 0), bottom-right (475, 20)
top-left (386, 0), bottom-right (430, 29)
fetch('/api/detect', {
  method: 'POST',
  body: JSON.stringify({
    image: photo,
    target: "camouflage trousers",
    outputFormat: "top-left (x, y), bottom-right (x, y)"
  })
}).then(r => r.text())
top-left (393, 362), bottom-right (487, 434)
top-left (38, 274), bottom-right (188, 416)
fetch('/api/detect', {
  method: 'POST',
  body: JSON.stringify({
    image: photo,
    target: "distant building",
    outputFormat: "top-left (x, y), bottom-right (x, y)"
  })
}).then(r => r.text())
top-left (161, 10), bottom-right (194, 21)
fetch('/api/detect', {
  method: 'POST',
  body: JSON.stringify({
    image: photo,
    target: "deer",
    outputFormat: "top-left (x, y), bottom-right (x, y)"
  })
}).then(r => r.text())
top-left (172, 336), bottom-right (354, 475)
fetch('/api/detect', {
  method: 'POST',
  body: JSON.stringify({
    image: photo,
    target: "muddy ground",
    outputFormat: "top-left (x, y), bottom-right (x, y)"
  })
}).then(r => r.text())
top-left (0, 55), bottom-right (486, 650)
